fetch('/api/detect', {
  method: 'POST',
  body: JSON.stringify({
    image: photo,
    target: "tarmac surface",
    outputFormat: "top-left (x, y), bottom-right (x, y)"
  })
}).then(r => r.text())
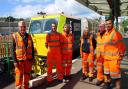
top-left (0, 57), bottom-right (128, 89)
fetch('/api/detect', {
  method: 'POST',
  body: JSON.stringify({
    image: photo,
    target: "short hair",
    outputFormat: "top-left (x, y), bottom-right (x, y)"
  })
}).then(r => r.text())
top-left (18, 21), bottom-right (26, 26)
top-left (105, 15), bottom-right (115, 23)
top-left (52, 22), bottom-right (58, 26)
top-left (64, 23), bottom-right (70, 28)
top-left (99, 21), bottom-right (105, 26)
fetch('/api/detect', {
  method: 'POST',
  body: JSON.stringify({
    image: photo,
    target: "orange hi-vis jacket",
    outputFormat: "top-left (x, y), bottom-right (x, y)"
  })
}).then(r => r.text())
top-left (61, 33), bottom-right (74, 54)
top-left (96, 32), bottom-right (105, 59)
top-left (104, 28), bottom-right (126, 60)
top-left (45, 32), bottom-right (61, 53)
top-left (13, 32), bottom-right (33, 61)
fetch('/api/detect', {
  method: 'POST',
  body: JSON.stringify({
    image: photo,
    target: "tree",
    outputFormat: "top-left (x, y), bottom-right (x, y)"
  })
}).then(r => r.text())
top-left (122, 20), bottom-right (128, 28)
top-left (5, 16), bottom-right (15, 22)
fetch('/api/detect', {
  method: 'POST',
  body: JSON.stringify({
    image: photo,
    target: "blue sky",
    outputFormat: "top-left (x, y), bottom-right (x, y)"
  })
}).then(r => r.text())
top-left (0, 0), bottom-right (100, 18)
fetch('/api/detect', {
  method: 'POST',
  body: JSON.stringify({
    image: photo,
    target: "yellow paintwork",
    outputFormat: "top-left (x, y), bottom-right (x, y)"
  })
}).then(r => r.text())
top-left (29, 14), bottom-right (66, 75)
top-left (30, 14), bottom-right (66, 57)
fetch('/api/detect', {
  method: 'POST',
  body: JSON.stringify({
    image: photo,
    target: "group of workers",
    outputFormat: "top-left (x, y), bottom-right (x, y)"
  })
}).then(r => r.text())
top-left (12, 16), bottom-right (125, 89)
top-left (80, 17), bottom-right (125, 89)
top-left (12, 21), bottom-right (73, 89)
top-left (45, 23), bottom-right (74, 83)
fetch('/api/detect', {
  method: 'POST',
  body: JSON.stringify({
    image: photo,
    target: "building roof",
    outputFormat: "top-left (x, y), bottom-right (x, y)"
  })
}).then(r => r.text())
top-left (76, 0), bottom-right (128, 16)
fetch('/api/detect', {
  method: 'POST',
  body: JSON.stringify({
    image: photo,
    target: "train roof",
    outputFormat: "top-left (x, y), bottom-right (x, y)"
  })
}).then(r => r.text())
top-left (30, 13), bottom-right (81, 20)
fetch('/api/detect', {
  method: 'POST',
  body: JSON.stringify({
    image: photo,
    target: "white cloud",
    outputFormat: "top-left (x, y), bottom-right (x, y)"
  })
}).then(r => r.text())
top-left (9, 0), bottom-right (52, 3)
top-left (11, 5), bottom-right (44, 18)
top-left (22, 0), bottom-right (52, 3)
top-left (44, 0), bottom-right (99, 16)
top-left (10, 0), bottom-right (100, 18)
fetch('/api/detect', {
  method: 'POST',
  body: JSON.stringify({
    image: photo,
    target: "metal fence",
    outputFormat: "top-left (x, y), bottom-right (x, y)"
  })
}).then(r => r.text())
top-left (0, 34), bottom-right (13, 74)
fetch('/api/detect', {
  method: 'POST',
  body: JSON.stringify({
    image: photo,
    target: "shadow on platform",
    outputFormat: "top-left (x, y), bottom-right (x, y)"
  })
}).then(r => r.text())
top-left (0, 73), bottom-right (15, 89)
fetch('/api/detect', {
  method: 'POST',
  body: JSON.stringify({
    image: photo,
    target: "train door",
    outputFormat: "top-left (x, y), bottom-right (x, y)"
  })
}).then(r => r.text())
top-left (66, 18), bottom-right (81, 58)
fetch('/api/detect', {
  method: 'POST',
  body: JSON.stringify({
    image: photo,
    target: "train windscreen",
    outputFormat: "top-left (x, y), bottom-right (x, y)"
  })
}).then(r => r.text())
top-left (29, 18), bottom-right (58, 34)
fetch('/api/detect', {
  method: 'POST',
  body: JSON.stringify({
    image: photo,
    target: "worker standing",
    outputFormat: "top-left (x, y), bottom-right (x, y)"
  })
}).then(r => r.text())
top-left (80, 29), bottom-right (95, 82)
top-left (61, 24), bottom-right (74, 81)
top-left (12, 21), bottom-right (34, 89)
top-left (45, 23), bottom-right (63, 84)
top-left (101, 17), bottom-right (126, 89)
top-left (96, 22), bottom-right (106, 86)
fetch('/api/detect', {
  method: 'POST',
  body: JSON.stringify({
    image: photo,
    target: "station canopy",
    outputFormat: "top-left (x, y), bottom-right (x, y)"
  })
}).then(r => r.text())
top-left (76, 0), bottom-right (128, 16)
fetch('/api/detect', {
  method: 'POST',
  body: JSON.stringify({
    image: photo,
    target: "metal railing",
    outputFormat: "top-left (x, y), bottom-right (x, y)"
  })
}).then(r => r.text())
top-left (0, 34), bottom-right (13, 74)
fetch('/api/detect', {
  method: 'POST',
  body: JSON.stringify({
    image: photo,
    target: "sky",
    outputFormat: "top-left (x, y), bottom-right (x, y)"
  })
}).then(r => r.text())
top-left (0, 0), bottom-right (101, 18)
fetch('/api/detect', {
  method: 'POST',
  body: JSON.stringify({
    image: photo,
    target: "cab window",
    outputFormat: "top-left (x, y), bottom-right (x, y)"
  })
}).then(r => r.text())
top-left (29, 18), bottom-right (58, 34)
top-left (43, 18), bottom-right (58, 33)
top-left (29, 20), bottom-right (42, 34)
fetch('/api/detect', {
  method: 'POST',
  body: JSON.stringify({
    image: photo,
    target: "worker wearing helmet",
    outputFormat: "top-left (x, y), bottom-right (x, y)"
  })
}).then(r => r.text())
top-left (45, 23), bottom-right (63, 84)
top-left (96, 22), bottom-right (106, 86)
top-left (13, 21), bottom-right (34, 89)
top-left (101, 17), bottom-right (126, 89)
top-left (61, 24), bottom-right (74, 81)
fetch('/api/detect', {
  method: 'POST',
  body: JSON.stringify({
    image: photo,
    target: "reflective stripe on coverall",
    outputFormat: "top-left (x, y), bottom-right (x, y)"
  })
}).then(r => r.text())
top-left (46, 32), bottom-right (63, 82)
top-left (103, 28), bottom-right (126, 80)
top-left (13, 32), bottom-right (33, 89)
top-left (96, 32), bottom-right (105, 81)
top-left (61, 33), bottom-right (73, 76)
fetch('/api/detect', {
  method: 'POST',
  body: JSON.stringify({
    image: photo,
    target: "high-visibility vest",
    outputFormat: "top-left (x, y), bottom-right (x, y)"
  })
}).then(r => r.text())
top-left (104, 28), bottom-right (126, 60)
top-left (46, 32), bottom-right (61, 52)
top-left (61, 33), bottom-right (73, 54)
top-left (80, 35), bottom-right (94, 53)
top-left (96, 32), bottom-right (105, 58)
top-left (13, 32), bottom-right (33, 61)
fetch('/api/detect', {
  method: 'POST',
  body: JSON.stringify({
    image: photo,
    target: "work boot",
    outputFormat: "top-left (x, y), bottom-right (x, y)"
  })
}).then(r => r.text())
top-left (66, 75), bottom-right (72, 80)
top-left (100, 83), bottom-right (111, 89)
top-left (80, 75), bottom-right (88, 80)
top-left (47, 81), bottom-right (53, 86)
top-left (89, 77), bottom-right (93, 82)
top-left (58, 79), bottom-right (63, 83)
top-left (96, 80), bottom-right (104, 86)
top-left (63, 75), bottom-right (67, 80)
top-left (64, 75), bottom-right (71, 80)
top-left (63, 75), bottom-right (70, 82)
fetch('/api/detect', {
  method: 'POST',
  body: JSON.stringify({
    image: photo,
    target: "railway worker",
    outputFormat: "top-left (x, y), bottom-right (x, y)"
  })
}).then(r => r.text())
top-left (101, 17), bottom-right (126, 89)
top-left (45, 23), bottom-right (63, 84)
top-left (80, 29), bottom-right (95, 82)
top-left (12, 21), bottom-right (34, 89)
top-left (61, 24), bottom-right (74, 81)
top-left (95, 22), bottom-right (106, 86)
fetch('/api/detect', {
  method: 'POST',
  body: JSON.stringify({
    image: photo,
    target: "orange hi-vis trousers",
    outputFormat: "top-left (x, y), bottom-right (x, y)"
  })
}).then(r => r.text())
top-left (96, 56), bottom-right (104, 81)
top-left (62, 53), bottom-right (72, 76)
top-left (82, 52), bottom-right (94, 77)
top-left (104, 59), bottom-right (121, 81)
top-left (47, 51), bottom-right (63, 82)
top-left (15, 60), bottom-right (32, 89)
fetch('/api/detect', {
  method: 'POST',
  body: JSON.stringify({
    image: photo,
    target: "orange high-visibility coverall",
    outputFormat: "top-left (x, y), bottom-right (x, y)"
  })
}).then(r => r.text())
top-left (13, 32), bottom-right (33, 89)
top-left (96, 32), bottom-right (105, 81)
top-left (45, 32), bottom-right (63, 82)
top-left (61, 32), bottom-right (74, 77)
top-left (103, 28), bottom-right (126, 80)
top-left (80, 36), bottom-right (94, 77)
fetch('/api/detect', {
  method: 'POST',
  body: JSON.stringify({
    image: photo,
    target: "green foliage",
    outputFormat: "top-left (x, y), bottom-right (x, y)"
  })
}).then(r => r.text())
top-left (5, 16), bottom-right (15, 22)
top-left (122, 20), bottom-right (128, 28)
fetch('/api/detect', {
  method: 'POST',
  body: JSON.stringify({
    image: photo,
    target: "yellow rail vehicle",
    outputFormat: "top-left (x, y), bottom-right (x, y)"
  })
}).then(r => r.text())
top-left (29, 14), bottom-right (81, 75)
